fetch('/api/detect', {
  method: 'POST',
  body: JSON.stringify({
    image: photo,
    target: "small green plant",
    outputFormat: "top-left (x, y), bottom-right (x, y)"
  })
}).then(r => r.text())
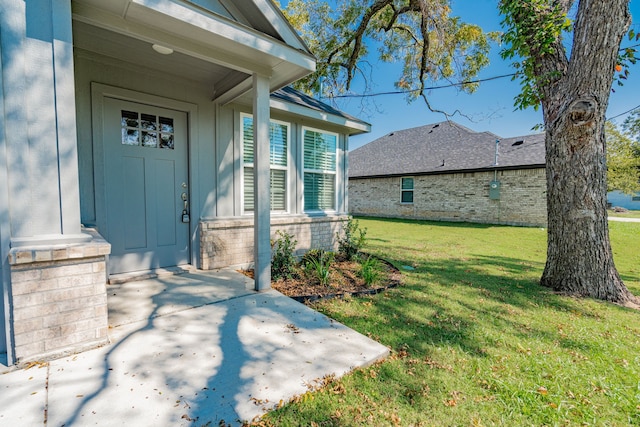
top-left (358, 255), bottom-right (381, 286)
top-left (271, 230), bottom-right (298, 280)
top-left (337, 217), bottom-right (367, 261)
top-left (302, 249), bottom-right (335, 286)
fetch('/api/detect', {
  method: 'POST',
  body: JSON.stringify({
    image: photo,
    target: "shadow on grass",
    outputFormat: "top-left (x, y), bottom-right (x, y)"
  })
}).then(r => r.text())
top-left (355, 216), bottom-right (502, 230)
top-left (328, 246), bottom-right (609, 363)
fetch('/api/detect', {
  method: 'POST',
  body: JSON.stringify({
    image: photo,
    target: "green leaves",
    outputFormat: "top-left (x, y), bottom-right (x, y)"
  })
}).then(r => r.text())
top-left (614, 29), bottom-right (640, 89)
top-left (279, 0), bottom-right (495, 103)
top-left (498, 0), bottom-right (572, 110)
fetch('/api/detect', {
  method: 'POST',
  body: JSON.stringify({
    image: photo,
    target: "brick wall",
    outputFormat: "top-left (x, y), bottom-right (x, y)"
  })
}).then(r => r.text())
top-left (349, 168), bottom-right (547, 227)
top-left (200, 215), bottom-right (348, 270)
top-left (8, 230), bottom-right (111, 363)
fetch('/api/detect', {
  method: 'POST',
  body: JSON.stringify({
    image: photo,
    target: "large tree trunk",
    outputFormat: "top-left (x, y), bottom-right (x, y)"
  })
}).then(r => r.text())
top-left (541, 102), bottom-right (635, 303)
top-left (537, 0), bottom-right (637, 304)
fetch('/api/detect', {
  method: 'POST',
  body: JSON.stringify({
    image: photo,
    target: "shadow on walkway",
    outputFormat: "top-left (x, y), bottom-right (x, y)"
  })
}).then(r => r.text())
top-left (35, 269), bottom-right (388, 426)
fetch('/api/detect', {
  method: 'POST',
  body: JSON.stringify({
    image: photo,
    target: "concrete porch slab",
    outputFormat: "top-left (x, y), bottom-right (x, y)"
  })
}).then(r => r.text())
top-left (1, 270), bottom-right (389, 426)
top-left (107, 268), bottom-right (256, 330)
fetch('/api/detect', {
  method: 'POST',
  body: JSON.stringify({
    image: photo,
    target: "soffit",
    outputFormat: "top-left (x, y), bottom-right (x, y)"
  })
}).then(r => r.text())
top-left (73, 20), bottom-right (238, 89)
top-left (71, 0), bottom-right (315, 100)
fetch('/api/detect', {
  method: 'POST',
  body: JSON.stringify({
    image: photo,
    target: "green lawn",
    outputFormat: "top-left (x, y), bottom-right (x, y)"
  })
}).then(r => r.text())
top-left (261, 218), bottom-right (640, 427)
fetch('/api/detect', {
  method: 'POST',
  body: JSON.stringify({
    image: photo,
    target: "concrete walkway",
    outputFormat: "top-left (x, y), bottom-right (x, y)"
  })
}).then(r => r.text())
top-left (0, 269), bottom-right (389, 426)
top-left (608, 216), bottom-right (640, 222)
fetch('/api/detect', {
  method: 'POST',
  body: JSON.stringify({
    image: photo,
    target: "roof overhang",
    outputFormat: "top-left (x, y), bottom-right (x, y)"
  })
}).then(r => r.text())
top-left (72, 0), bottom-right (316, 101)
top-left (269, 97), bottom-right (371, 136)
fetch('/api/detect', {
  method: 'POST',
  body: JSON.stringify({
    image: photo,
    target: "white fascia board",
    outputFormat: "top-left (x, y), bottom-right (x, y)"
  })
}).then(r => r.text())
top-left (250, 0), bottom-right (312, 53)
top-left (269, 98), bottom-right (371, 136)
top-left (127, 0), bottom-right (315, 71)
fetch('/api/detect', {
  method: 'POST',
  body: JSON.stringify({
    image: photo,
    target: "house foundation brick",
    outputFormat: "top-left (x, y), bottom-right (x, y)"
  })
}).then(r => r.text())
top-left (8, 229), bottom-right (111, 363)
top-left (200, 215), bottom-right (348, 270)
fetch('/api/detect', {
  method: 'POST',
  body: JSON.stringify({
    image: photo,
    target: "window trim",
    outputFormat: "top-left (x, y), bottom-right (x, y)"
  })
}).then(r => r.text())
top-left (240, 113), bottom-right (290, 215)
top-left (401, 177), bottom-right (414, 204)
top-left (302, 126), bottom-right (338, 213)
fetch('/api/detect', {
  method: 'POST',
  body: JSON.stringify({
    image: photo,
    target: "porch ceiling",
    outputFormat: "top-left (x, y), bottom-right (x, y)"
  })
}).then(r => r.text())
top-left (71, 0), bottom-right (315, 103)
top-left (73, 20), bottom-right (245, 98)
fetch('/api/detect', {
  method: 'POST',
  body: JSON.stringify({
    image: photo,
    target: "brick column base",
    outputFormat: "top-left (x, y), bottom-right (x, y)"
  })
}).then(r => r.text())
top-left (200, 215), bottom-right (349, 270)
top-left (8, 229), bottom-right (111, 363)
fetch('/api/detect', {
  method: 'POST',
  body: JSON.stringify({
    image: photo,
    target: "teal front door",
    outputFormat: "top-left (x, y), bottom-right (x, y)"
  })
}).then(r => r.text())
top-left (103, 98), bottom-right (190, 275)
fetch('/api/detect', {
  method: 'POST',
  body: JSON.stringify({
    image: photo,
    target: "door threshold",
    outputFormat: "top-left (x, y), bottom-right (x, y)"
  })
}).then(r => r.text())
top-left (108, 265), bottom-right (194, 285)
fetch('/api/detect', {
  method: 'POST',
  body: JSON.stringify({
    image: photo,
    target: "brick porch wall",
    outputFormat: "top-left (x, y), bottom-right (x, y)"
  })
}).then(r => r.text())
top-left (200, 215), bottom-right (348, 270)
top-left (8, 230), bottom-right (111, 363)
top-left (349, 168), bottom-right (547, 227)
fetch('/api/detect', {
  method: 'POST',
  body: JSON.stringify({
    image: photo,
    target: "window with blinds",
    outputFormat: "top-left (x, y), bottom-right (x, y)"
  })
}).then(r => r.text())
top-left (242, 115), bottom-right (289, 212)
top-left (303, 128), bottom-right (337, 211)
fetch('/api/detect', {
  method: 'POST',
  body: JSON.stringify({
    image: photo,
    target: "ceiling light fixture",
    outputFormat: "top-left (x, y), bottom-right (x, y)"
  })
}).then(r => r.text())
top-left (152, 44), bottom-right (174, 55)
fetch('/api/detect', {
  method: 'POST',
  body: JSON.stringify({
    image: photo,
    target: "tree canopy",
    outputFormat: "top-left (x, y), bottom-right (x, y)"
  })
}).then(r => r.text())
top-left (279, 0), bottom-right (498, 108)
top-left (279, 0), bottom-right (638, 304)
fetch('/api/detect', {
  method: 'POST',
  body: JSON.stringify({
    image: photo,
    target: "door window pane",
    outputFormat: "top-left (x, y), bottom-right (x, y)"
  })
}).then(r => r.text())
top-left (160, 134), bottom-right (174, 149)
top-left (142, 131), bottom-right (158, 147)
top-left (122, 128), bottom-right (139, 146)
top-left (121, 110), bottom-right (138, 127)
top-left (159, 117), bottom-right (174, 133)
top-left (141, 114), bottom-right (157, 131)
top-left (121, 110), bottom-right (174, 150)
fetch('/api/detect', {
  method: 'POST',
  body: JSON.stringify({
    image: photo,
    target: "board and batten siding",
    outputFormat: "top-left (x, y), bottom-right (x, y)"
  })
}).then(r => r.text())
top-left (75, 50), bottom-right (353, 271)
top-left (349, 168), bottom-right (547, 227)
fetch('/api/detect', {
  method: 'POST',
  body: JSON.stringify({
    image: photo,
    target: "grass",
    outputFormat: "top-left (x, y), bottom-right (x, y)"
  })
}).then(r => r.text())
top-left (260, 218), bottom-right (640, 427)
top-left (608, 209), bottom-right (640, 219)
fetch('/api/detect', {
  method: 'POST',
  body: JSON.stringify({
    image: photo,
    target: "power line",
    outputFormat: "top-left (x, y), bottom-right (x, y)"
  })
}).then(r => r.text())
top-left (319, 70), bottom-right (640, 122)
top-left (321, 73), bottom-right (517, 99)
top-left (607, 104), bottom-right (640, 121)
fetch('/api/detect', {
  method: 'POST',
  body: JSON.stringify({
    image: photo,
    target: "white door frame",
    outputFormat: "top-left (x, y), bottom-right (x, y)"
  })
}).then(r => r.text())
top-left (90, 83), bottom-right (200, 271)
top-left (0, 79), bottom-right (11, 360)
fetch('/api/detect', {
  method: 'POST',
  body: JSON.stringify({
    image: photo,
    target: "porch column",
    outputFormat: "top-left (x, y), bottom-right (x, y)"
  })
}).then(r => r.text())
top-left (0, 0), bottom-right (108, 364)
top-left (252, 73), bottom-right (271, 291)
top-left (1, 0), bottom-right (86, 247)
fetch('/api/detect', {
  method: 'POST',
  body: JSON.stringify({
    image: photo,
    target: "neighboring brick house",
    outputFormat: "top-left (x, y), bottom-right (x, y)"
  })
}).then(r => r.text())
top-left (349, 121), bottom-right (547, 226)
top-left (0, 1), bottom-right (369, 365)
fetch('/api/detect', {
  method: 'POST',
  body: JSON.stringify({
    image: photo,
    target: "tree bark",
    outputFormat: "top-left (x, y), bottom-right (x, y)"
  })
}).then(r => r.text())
top-left (539, 0), bottom-right (637, 304)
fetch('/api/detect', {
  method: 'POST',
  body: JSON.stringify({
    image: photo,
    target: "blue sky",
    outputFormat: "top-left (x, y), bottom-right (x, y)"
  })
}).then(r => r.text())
top-left (294, 1), bottom-right (640, 150)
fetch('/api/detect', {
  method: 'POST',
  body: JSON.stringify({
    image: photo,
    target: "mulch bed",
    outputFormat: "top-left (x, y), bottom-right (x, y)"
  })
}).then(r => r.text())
top-left (240, 254), bottom-right (402, 304)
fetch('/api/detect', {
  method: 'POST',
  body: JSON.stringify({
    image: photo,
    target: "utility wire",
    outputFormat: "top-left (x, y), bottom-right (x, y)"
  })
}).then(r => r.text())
top-left (607, 104), bottom-right (640, 121)
top-left (320, 70), bottom-right (640, 122)
top-left (321, 73), bottom-right (517, 99)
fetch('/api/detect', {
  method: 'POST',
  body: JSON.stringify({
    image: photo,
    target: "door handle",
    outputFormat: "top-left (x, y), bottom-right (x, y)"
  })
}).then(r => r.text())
top-left (181, 192), bottom-right (190, 223)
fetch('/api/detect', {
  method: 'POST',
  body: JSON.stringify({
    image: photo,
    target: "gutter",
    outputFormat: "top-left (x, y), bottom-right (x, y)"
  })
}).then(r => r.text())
top-left (348, 164), bottom-right (547, 180)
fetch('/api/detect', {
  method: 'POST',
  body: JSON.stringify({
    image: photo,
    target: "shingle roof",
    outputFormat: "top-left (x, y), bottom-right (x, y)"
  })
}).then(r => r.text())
top-left (272, 86), bottom-right (369, 127)
top-left (349, 121), bottom-right (546, 178)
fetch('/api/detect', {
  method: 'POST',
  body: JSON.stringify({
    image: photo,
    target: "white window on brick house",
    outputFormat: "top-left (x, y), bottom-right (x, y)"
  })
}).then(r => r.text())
top-left (241, 114), bottom-right (289, 213)
top-left (303, 127), bottom-right (337, 211)
top-left (401, 177), bottom-right (414, 203)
